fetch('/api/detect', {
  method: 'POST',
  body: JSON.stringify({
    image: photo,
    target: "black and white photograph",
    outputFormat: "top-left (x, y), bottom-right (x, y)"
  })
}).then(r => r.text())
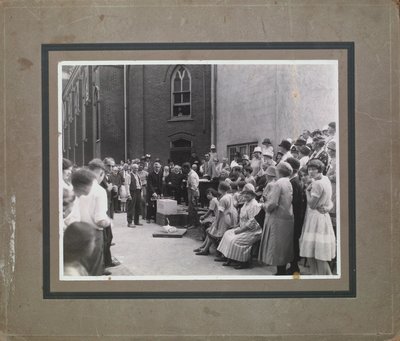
top-left (59, 60), bottom-right (340, 280)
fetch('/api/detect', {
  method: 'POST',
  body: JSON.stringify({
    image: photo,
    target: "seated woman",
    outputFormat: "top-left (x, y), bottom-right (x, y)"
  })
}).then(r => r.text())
top-left (194, 188), bottom-right (220, 246)
top-left (217, 183), bottom-right (261, 269)
top-left (258, 162), bottom-right (295, 276)
top-left (299, 159), bottom-right (336, 275)
top-left (64, 221), bottom-right (96, 276)
top-left (195, 182), bottom-right (237, 256)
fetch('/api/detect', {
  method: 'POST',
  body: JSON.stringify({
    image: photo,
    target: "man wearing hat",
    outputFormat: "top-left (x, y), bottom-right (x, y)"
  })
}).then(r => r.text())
top-left (324, 122), bottom-right (336, 149)
top-left (298, 145), bottom-right (311, 169)
top-left (144, 154), bottom-right (152, 172)
top-left (261, 138), bottom-right (274, 155)
top-left (294, 138), bottom-right (307, 147)
top-left (286, 157), bottom-right (305, 275)
top-left (250, 146), bottom-right (263, 176)
top-left (230, 151), bottom-right (241, 169)
top-left (278, 139), bottom-right (293, 163)
top-left (241, 154), bottom-right (250, 167)
top-left (309, 136), bottom-right (329, 174)
top-left (207, 144), bottom-right (218, 178)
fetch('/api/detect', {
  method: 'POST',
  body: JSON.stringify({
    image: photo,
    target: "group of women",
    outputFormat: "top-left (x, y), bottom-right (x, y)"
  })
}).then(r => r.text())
top-left (193, 133), bottom-right (337, 276)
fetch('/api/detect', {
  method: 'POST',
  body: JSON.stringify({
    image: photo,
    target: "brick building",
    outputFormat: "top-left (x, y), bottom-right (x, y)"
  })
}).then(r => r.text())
top-left (62, 63), bottom-right (337, 166)
top-left (62, 64), bottom-right (212, 166)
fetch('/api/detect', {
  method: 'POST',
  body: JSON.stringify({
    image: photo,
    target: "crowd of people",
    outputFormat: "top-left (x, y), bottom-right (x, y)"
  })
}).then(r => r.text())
top-left (62, 121), bottom-right (337, 276)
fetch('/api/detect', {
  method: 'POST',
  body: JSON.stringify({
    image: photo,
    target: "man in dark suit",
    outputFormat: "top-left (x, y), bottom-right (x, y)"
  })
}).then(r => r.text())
top-left (126, 163), bottom-right (143, 228)
top-left (101, 157), bottom-right (119, 219)
top-left (286, 157), bottom-right (306, 275)
top-left (146, 162), bottom-right (163, 223)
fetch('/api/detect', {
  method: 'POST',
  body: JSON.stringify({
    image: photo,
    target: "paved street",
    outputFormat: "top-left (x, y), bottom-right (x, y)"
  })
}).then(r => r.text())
top-left (106, 211), bottom-right (311, 277)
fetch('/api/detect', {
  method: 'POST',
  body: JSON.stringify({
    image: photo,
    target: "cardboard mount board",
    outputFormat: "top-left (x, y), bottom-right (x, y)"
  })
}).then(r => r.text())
top-left (1, 0), bottom-right (399, 339)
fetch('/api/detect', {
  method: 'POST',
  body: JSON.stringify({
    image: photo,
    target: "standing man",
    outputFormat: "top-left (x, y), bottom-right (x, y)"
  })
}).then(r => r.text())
top-left (70, 168), bottom-right (105, 276)
top-left (126, 164), bottom-right (143, 228)
top-left (202, 153), bottom-right (210, 178)
top-left (81, 160), bottom-right (116, 274)
top-left (182, 162), bottom-right (200, 229)
top-left (110, 165), bottom-right (122, 213)
top-left (138, 162), bottom-right (148, 220)
top-left (146, 161), bottom-right (163, 223)
top-left (207, 144), bottom-right (218, 178)
top-left (101, 157), bottom-right (118, 219)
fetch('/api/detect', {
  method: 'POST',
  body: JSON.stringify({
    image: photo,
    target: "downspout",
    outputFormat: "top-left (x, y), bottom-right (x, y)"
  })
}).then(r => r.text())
top-left (211, 65), bottom-right (216, 146)
top-left (124, 65), bottom-right (127, 161)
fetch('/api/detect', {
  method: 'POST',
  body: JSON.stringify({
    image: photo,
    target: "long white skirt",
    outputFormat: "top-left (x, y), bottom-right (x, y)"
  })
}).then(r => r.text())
top-left (299, 208), bottom-right (336, 261)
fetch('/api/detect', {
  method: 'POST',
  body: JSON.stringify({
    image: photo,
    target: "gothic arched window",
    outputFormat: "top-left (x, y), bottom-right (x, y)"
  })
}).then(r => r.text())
top-left (171, 66), bottom-right (191, 118)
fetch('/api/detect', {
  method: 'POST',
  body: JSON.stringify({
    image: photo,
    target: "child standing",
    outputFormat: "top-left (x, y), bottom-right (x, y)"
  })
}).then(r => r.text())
top-left (118, 178), bottom-right (129, 212)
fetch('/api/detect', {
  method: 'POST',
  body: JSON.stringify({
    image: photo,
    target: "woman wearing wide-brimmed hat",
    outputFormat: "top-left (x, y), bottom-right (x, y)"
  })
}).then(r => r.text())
top-left (217, 183), bottom-right (262, 269)
top-left (258, 162), bottom-right (295, 275)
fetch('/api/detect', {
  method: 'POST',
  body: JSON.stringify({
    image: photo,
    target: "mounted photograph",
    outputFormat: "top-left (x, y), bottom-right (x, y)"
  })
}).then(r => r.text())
top-left (59, 60), bottom-right (340, 280)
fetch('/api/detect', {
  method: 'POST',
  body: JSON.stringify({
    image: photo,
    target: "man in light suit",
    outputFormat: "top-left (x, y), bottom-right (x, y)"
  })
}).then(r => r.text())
top-left (126, 163), bottom-right (143, 228)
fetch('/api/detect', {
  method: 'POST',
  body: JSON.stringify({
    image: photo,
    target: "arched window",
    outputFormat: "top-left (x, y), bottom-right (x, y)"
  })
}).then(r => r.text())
top-left (171, 66), bottom-right (191, 118)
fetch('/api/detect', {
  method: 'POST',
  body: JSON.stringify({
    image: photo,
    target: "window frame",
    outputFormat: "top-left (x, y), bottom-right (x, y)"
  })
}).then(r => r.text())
top-left (170, 66), bottom-right (192, 120)
top-left (227, 141), bottom-right (259, 163)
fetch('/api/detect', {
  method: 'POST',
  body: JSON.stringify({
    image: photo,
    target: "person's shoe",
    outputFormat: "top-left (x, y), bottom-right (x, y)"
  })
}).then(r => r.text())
top-left (135, 223), bottom-right (143, 226)
top-left (127, 223), bottom-right (136, 228)
top-left (103, 270), bottom-right (112, 276)
top-left (193, 248), bottom-right (202, 252)
top-left (111, 243), bottom-right (116, 246)
top-left (286, 267), bottom-right (300, 275)
top-left (107, 261), bottom-right (120, 268)
top-left (195, 250), bottom-right (209, 256)
top-left (222, 260), bottom-right (233, 266)
top-left (234, 262), bottom-right (251, 270)
top-left (214, 257), bottom-right (227, 262)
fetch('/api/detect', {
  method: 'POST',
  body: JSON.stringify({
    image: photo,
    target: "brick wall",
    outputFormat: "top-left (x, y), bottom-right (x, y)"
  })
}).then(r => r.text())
top-left (128, 64), bottom-right (212, 165)
top-left (98, 66), bottom-right (125, 163)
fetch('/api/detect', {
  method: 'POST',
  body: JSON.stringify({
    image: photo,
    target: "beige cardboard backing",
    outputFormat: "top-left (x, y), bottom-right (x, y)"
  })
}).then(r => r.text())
top-left (0, 0), bottom-right (399, 339)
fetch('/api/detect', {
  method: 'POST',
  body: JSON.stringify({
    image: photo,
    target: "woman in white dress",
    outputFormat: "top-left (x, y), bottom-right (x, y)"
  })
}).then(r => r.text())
top-left (299, 159), bottom-right (336, 275)
top-left (217, 183), bottom-right (261, 269)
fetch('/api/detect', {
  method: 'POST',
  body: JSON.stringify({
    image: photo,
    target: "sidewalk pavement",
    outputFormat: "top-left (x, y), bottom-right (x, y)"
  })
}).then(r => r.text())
top-left (106, 211), bottom-right (311, 277)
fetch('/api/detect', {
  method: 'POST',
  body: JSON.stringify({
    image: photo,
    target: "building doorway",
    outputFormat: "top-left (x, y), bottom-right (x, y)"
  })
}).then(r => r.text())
top-left (170, 138), bottom-right (192, 165)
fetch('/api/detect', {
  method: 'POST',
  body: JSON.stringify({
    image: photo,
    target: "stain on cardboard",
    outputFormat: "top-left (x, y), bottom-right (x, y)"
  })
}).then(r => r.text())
top-left (203, 307), bottom-right (221, 317)
top-left (17, 58), bottom-right (33, 71)
top-left (50, 34), bottom-right (76, 44)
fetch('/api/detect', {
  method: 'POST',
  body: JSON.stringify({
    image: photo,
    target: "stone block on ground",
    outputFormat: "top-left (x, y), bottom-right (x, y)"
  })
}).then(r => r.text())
top-left (152, 229), bottom-right (187, 238)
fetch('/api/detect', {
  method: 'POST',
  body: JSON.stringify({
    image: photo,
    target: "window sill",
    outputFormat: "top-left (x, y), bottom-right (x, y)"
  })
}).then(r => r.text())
top-left (168, 117), bottom-right (194, 122)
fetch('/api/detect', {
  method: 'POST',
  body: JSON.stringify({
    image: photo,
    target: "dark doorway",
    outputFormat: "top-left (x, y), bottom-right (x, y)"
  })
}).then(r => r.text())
top-left (170, 138), bottom-right (192, 165)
